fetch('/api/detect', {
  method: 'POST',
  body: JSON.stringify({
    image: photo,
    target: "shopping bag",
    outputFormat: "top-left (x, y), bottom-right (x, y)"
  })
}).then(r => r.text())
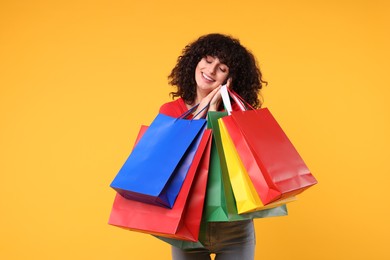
top-left (108, 128), bottom-right (212, 241)
top-left (221, 88), bottom-right (318, 203)
top-left (203, 111), bottom-right (289, 221)
top-left (153, 108), bottom-right (290, 250)
top-left (221, 115), bottom-right (280, 205)
top-left (110, 109), bottom-right (207, 208)
top-left (218, 119), bottom-right (296, 213)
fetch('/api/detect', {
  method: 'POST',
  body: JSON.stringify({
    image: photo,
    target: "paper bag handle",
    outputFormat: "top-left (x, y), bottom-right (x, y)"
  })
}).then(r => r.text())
top-left (220, 85), bottom-right (252, 114)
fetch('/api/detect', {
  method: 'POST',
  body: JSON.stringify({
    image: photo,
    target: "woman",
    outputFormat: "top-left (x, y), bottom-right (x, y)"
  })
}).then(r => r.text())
top-left (159, 33), bottom-right (267, 260)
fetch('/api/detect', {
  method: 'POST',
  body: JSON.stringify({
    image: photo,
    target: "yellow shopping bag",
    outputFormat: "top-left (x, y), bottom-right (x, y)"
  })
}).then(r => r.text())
top-left (218, 119), bottom-right (296, 214)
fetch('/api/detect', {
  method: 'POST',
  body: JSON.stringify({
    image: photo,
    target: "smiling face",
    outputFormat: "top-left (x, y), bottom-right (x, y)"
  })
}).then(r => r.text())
top-left (195, 55), bottom-right (229, 98)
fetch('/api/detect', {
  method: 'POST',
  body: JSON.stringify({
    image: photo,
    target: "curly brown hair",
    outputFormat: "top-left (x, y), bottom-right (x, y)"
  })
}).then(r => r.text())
top-left (168, 33), bottom-right (267, 108)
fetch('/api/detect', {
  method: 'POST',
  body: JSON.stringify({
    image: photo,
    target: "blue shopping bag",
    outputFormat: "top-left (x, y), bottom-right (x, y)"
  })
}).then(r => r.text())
top-left (110, 109), bottom-right (207, 208)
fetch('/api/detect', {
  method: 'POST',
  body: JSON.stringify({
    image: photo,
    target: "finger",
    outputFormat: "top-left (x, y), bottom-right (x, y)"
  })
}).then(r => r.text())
top-left (226, 77), bottom-right (232, 88)
top-left (210, 85), bottom-right (222, 95)
top-left (203, 86), bottom-right (221, 102)
top-left (211, 89), bottom-right (222, 103)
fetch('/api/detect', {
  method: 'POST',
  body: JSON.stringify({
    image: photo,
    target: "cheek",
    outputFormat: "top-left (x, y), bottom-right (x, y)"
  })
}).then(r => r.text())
top-left (195, 66), bottom-right (202, 77)
top-left (218, 73), bottom-right (229, 84)
top-left (194, 67), bottom-right (203, 85)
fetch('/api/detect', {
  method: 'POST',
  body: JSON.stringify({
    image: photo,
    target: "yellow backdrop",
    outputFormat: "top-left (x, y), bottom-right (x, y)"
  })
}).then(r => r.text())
top-left (1, 0), bottom-right (389, 259)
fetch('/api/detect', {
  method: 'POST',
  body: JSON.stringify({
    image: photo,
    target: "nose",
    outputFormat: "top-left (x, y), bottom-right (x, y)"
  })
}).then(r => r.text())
top-left (208, 63), bottom-right (218, 75)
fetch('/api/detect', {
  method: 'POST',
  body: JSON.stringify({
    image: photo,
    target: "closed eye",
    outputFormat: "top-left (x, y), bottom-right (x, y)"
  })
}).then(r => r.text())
top-left (205, 57), bottom-right (213, 63)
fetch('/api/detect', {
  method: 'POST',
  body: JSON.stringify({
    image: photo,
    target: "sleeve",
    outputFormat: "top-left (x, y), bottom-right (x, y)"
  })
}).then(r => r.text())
top-left (159, 99), bottom-right (185, 118)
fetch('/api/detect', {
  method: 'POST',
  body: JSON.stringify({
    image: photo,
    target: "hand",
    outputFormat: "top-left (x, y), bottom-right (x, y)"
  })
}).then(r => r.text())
top-left (192, 86), bottom-right (222, 119)
top-left (192, 78), bottom-right (232, 119)
top-left (209, 78), bottom-right (232, 111)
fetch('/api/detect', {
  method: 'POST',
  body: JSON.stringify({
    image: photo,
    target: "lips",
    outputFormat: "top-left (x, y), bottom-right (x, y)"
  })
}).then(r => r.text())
top-left (202, 72), bottom-right (215, 82)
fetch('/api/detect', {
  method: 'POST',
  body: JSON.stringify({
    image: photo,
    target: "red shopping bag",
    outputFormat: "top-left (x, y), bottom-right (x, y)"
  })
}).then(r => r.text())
top-left (221, 88), bottom-right (317, 204)
top-left (108, 128), bottom-right (212, 241)
top-left (221, 116), bottom-right (280, 204)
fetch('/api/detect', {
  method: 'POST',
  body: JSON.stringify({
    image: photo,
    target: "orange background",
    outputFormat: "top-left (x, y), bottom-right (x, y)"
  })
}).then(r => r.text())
top-left (1, 0), bottom-right (389, 259)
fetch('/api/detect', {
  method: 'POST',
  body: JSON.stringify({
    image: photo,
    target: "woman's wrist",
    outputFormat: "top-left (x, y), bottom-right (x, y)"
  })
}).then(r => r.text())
top-left (208, 104), bottom-right (217, 112)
